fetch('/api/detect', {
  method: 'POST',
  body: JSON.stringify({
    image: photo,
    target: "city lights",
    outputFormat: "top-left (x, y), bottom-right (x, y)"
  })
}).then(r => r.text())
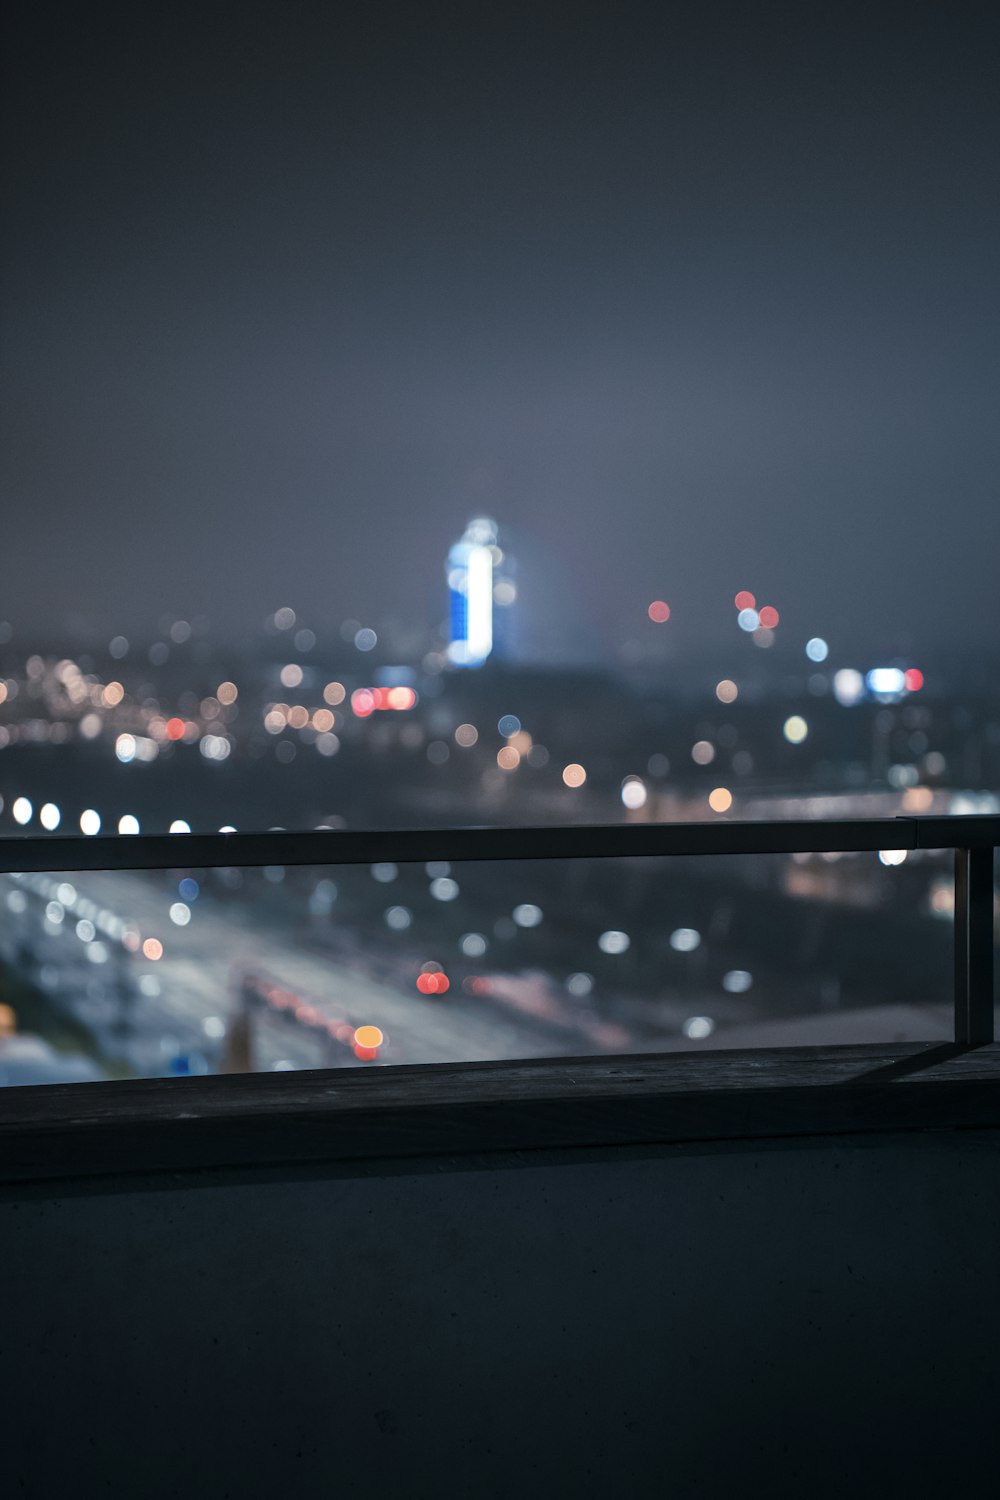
top-left (682, 1016), bottom-right (715, 1039)
top-left (722, 970), bottom-right (753, 993)
top-left (670, 928), bottom-right (701, 952)
top-left (621, 777), bottom-right (647, 810)
top-left (833, 668), bottom-right (865, 706)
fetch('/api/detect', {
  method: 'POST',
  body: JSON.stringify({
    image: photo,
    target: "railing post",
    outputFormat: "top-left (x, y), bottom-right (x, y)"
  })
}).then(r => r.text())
top-left (954, 847), bottom-right (995, 1045)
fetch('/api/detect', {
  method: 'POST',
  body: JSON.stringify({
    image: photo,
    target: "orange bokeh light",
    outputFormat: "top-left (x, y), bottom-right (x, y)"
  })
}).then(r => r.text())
top-left (353, 1024), bottom-right (384, 1049)
top-left (142, 938), bottom-right (163, 961)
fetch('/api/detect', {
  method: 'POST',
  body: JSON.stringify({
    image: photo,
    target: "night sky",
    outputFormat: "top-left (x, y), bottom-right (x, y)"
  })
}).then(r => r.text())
top-left (3, 2), bottom-right (998, 659)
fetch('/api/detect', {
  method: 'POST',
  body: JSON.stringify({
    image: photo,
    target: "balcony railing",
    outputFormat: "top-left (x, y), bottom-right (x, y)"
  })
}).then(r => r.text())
top-left (1, 812), bottom-right (996, 1046)
top-left (0, 813), bottom-right (997, 1186)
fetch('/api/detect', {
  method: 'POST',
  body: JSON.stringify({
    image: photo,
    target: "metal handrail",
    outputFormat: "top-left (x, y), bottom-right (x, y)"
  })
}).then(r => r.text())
top-left (1, 814), bottom-right (996, 1046)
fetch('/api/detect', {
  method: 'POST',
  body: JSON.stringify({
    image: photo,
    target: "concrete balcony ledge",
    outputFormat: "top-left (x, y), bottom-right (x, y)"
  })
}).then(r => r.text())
top-left (2, 1039), bottom-right (999, 1188)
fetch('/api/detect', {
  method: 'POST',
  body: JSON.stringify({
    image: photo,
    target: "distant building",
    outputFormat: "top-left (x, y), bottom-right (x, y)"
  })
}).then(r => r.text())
top-left (446, 518), bottom-right (517, 666)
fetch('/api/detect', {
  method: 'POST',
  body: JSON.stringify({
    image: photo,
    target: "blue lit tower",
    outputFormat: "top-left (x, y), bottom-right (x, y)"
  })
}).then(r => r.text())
top-left (447, 517), bottom-right (496, 666)
top-left (446, 518), bottom-right (516, 666)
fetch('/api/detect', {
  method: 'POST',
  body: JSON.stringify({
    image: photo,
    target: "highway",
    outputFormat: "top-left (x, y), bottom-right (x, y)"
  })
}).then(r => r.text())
top-left (1, 867), bottom-right (595, 1078)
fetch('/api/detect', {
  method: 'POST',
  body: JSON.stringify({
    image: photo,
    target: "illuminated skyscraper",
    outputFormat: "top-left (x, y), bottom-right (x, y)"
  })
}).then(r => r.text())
top-left (446, 517), bottom-right (497, 666)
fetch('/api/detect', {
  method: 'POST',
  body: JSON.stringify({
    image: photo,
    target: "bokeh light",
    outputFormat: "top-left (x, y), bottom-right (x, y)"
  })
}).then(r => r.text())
top-left (670, 927), bottom-right (701, 952)
top-left (682, 1016), bottom-right (715, 1039)
top-left (562, 763), bottom-right (586, 788)
top-left (354, 1025), bottom-right (384, 1049)
top-left (647, 600), bottom-right (671, 623)
top-left (621, 776), bottom-right (647, 810)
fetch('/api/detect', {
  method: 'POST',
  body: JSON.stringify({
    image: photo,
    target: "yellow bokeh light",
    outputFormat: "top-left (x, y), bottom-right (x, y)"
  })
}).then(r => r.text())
top-left (715, 679), bottom-right (738, 704)
top-left (708, 786), bottom-right (733, 813)
top-left (323, 681), bottom-right (346, 706)
top-left (354, 1024), bottom-right (384, 1049)
top-left (562, 762), bottom-right (586, 788)
top-left (783, 715), bottom-right (809, 744)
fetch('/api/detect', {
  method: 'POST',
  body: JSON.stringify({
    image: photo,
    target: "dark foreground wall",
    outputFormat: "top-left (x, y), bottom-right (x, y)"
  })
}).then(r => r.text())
top-left (4, 1125), bottom-right (1000, 1499)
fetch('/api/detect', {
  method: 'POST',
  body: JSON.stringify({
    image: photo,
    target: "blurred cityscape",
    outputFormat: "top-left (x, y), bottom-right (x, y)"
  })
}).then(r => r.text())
top-left (1, 517), bottom-right (998, 1086)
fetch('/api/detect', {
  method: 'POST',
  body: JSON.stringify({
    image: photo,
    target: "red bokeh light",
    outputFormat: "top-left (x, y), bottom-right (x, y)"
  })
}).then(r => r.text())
top-left (647, 600), bottom-right (671, 624)
top-left (416, 972), bottom-right (450, 996)
top-left (353, 1044), bottom-right (379, 1061)
top-left (166, 717), bottom-right (185, 740)
top-left (758, 606), bottom-right (779, 629)
top-left (351, 688), bottom-right (376, 717)
top-left (904, 668), bottom-right (924, 692)
top-left (734, 591), bottom-right (756, 611)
